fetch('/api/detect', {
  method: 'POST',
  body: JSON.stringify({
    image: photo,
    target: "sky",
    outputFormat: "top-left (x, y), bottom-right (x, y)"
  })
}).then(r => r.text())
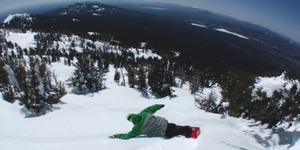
top-left (0, 0), bottom-right (299, 43)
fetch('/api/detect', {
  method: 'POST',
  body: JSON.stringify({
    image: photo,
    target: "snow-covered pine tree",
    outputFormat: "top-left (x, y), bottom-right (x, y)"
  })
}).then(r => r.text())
top-left (67, 48), bottom-right (105, 94)
top-left (148, 57), bottom-right (173, 98)
top-left (250, 81), bottom-right (300, 128)
top-left (137, 65), bottom-right (147, 90)
top-left (0, 60), bottom-right (15, 102)
top-left (19, 56), bottom-right (66, 117)
top-left (114, 69), bottom-right (120, 85)
top-left (125, 64), bottom-right (136, 88)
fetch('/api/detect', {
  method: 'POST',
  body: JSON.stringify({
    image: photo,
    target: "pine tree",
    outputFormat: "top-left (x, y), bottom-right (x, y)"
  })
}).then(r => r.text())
top-left (0, 60), bottom-right (15, 102)
top-left (137, 65), bottom-right (147, 90)
top-left (114, 69), bottom-right (120, 85)
top-left (19, 56), bottom-right (66, 117)
top-left (125, 64), bottom-right (135, 88)
top-left (148, 58), bottom-right (173, 98)
top-left (67, 48), bottom-right (105, 94)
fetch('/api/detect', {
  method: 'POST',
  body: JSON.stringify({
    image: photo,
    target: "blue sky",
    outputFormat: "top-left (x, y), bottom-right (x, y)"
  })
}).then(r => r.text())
top-left (0, 0), bottom-right (299, 43)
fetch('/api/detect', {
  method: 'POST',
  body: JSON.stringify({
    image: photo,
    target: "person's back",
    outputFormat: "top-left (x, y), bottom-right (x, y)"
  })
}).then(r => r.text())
top-left (140, 112), bottom-right (168, 137)
top-left (110, 104), bottom-right (194, 139)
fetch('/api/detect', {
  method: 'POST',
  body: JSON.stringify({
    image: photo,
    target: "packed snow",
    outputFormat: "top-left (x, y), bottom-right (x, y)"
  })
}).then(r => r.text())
top-left (1, 31), bottom-right (300, 150)
top-left (215, 28), bottom-right (249, 39)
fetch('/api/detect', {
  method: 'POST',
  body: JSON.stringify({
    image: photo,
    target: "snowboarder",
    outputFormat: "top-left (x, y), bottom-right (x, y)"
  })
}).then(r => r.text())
top-left (109, 104), bottom-right (198, 139)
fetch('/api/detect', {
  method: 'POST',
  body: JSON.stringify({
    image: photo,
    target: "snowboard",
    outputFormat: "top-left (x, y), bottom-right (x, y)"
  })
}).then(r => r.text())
top-left (190, 127), bottom-right (200, 139)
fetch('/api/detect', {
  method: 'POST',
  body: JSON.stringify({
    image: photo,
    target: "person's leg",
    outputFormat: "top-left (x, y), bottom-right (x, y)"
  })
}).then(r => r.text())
top-left (165, 123), bottom-right (193, 138)
top-left (177, 126), bottom-right (193, 138)
top-left (165, 123), bottom-right (178, 138)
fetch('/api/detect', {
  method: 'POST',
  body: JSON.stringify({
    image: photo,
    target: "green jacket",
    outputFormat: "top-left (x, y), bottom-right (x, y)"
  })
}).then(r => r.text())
top-left (115, 104), bottom-right (168, 139)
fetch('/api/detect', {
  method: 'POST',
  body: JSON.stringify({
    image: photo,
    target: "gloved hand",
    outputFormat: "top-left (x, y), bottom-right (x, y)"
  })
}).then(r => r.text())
top-left (109, 135), bottom-right (116, 139)
top-left (161, 104), bottom-right (165, 108)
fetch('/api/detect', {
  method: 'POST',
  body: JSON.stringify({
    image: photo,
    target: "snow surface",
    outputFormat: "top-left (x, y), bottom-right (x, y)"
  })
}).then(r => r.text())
top-left (1, 31), bottom-right (300, 150)
top-left (0, 64), bottom-right (270, 150)
top-left (215, 28), bottom-right (249, 39)
top-left (191, 23), bottom-right (207, 28)
top-left (5, 31), bottom-right (36, 49)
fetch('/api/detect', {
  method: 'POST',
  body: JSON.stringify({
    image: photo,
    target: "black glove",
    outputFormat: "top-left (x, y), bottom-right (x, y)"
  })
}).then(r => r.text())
top-left (109, 135), bottom-right (116, 139)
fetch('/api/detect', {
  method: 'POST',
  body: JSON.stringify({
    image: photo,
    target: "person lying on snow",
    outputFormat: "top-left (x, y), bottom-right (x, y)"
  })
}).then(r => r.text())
top-left (109, 104), bottom-right (196, 139)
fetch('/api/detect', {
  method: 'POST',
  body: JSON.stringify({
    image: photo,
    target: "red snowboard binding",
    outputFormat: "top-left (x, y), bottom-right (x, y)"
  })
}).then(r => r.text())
top-left (180, 126), bottom-right (200, 139)
top-left (190, 127), bottom-right (200, 139)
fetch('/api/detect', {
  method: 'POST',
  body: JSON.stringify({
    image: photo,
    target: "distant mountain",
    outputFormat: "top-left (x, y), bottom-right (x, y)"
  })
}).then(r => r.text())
top-left (2, 2), bottom-right (300, 77)
top-left (48, 3), bottom-right (131, 16)
top-left (3, 13), bottom-right (32, 24)
top-left (1, 13), bottom-right (34, 31)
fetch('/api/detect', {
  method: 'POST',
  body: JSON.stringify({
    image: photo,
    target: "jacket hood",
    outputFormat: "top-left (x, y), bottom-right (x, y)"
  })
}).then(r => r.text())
top-left (128, 113), bottom-right (141, 124)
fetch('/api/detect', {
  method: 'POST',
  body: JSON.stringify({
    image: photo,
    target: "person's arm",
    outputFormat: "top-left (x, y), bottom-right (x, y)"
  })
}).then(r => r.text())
top-left (110, 126), bottom-right (141, 140)
top-left (141, 104), bottom-right (165, 114)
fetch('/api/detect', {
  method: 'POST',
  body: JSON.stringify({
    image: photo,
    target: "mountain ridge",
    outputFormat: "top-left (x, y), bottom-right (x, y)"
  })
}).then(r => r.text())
top-left (1, 2), bottom-right (300, 77)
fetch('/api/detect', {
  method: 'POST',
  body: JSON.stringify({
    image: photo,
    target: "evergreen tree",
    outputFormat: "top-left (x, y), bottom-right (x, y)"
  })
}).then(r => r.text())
top-left (19, 56), bottom-right (66, 117)
top-left (137, 65), bottom-right (147, 90)
top-left (0, 60), bottom-right (15, 102)
top-left (67, 49), bottom-right (105, 94)
top-left (114, 69), bottom-right (120, 85)
top-left (219, 70), bottom-right (254, 117)
top-left (148, 58), bottom-right (173, 98)
top-left (125, 64), bottom-right (135, 88)
top-left (250, 79), bottom-right (300, 128)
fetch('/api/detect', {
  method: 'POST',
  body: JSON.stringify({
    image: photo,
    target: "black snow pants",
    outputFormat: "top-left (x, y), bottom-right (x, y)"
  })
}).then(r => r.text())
top-left (164, 123), bottom-right (192, 138)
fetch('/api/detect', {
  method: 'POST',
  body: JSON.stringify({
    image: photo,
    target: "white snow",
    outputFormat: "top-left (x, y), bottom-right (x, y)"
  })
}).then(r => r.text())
top-left (0, 64), bottom-right (268, 150)
top-left (1, 30), bottom-right (300, 150)
top-left (215, 28), bottom-right (249, 39)
top-left (194, 83), bottom-right (223, 106)
top-left (252, 72), bottom-right (299, 98)
top-left (92, 5), bottom-right (100, 9)
top-left (128, 47), bottom-right (162, 59)
top-left (0, 63), bottom-right (298, 150)
top-left (191, 23), bottom-right (207, 28)
top-left (5, 31), bottom-right (36, 49)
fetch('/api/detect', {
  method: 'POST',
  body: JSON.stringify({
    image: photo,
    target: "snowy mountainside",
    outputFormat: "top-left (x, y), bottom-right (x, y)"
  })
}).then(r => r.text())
top-left (2, 2), bottom-right (300, 78)
top-left (1, 13), bottom-right (34, 31)
top-left (0, 30), bottom-right (300, 150)
top-left (49, 2), bottom-right (132, 16)
top-left (3, 13), bottom-right (32, 24)
top-left (3, 30), bottom-right (160, 60)
top-left (0, 63), bottom-right (293, 150)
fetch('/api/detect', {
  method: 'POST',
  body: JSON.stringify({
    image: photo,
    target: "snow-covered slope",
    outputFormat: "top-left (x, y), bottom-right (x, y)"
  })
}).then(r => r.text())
top-left (1, 31), bottom-right (300, 150)
top-left (0, 64), bottom-right (269, 150)
top-left (3, 13), bottom-right (32, 24)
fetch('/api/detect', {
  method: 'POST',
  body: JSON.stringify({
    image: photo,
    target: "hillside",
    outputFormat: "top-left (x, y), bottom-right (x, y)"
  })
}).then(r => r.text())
top-left (2, 2), bottom-right (300, 77)
top-left (0, 28), bottom-right (300, 150)
top-left (1, 2), bottom-right (300, 149)
top-left (0, 64), bottom-right (299, 150)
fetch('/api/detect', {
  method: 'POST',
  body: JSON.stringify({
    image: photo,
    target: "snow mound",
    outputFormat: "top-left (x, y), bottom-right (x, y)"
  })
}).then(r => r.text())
top-left (252, 72), bottom-right (300, 98)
